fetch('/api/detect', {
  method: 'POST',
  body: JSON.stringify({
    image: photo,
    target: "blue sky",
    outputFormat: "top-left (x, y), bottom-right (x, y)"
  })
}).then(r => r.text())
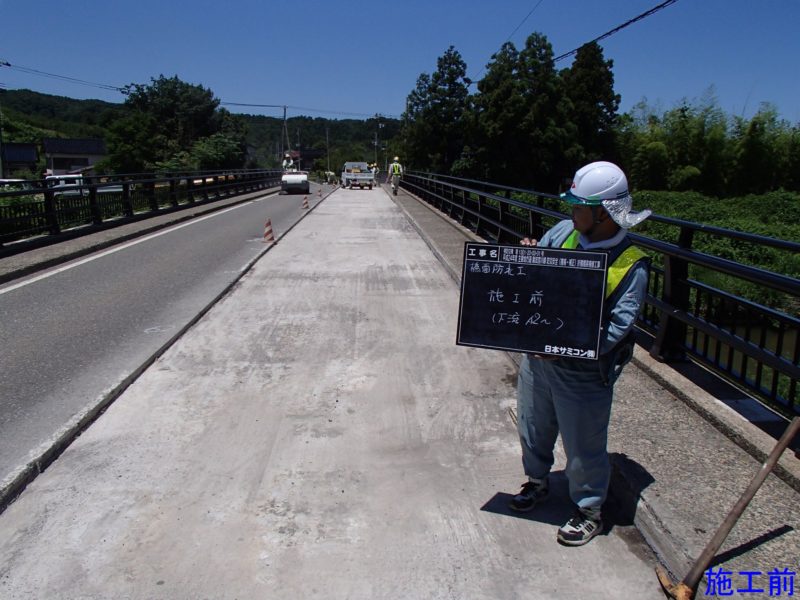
top-left (1, 0), bottom-right (798, 123)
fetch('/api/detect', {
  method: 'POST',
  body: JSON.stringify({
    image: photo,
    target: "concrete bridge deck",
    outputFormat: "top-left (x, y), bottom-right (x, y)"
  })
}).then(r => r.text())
top-left (0, 183), bottom-right (797, 599)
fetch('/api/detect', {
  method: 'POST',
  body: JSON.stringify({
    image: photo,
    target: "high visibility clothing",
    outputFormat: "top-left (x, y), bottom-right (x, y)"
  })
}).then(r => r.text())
top-left (561, 229), bottom-right (648, 299)
top-left (516, 219), bottom-right (649, 514)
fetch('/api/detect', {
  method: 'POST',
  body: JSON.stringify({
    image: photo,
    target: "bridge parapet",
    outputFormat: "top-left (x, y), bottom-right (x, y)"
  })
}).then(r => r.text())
top-left (401, 171), bottom-right (800, 420)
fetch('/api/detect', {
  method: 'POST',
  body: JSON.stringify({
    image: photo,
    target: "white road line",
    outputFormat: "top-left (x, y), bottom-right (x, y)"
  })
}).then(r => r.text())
top-left (0, 201), bottom-right (260, 296)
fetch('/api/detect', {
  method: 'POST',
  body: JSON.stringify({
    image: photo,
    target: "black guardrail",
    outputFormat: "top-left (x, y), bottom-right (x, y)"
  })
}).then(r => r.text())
top-left (0, 169), bottom-right (282, 252)
top-left (401, 171), bottom-right (800, 417)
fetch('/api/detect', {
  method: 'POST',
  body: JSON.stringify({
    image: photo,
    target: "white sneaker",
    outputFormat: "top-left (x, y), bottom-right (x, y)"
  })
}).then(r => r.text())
top-left (557, 509), bottom-right (603, 546)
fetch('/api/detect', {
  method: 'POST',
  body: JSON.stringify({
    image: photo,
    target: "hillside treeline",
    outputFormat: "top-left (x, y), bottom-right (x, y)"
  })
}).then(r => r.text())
top-left (4, 36), bottom-right (799, 199)
top-left (400, 34), bottom-right (800, 197)
top-left (0, 81), bottom-right (400, 175)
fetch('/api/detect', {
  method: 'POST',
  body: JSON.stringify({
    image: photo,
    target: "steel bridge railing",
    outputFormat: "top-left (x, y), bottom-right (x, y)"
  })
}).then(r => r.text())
top-left (0, 169), bottom-right (282, 252)
top-left (401, 171), bottom-right (800, 417)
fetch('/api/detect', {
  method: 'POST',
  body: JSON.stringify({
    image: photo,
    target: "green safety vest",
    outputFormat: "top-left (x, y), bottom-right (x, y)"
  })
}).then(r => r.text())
top-left (392, 163), bottom-right (402, 175)
top-left (561, 230), bottom-right (648, 299)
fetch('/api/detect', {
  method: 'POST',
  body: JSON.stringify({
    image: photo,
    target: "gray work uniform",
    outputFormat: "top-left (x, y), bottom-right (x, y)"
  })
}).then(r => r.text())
top-left (516, 219), bottom-right (649, 514)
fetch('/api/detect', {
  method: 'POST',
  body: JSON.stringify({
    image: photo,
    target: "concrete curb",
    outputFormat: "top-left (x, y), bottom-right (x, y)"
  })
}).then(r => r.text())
top-left (631, 348), bottom-right (800, 493)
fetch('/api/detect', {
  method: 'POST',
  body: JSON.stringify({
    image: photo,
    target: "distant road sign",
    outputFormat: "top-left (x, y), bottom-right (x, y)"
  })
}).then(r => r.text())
top-left (457, 242), bottom-right (607, 359)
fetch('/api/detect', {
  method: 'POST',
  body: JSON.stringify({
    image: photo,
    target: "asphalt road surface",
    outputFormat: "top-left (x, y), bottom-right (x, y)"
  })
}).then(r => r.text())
top-left (0, 189), bottom-right (319, 491)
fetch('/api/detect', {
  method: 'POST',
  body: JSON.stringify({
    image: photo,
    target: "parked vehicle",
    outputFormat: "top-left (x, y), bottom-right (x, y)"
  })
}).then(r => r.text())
top-left (281, 170), bottom-right (310, 194)
top-left (45, 175), bottom-right (124, 197)
top-left (341, 162), bottom-right (373, 190)
top-left (45, 175), bottom-right (88, 198)
top-left (0, 179), bottom-right (38, 205)
top-left (0, 178), bottom-right (35, 192)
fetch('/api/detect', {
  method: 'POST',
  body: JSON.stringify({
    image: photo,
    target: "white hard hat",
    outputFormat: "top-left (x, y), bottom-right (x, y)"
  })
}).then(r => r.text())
top-left (394, 156), bottom-right (399, 161)
top-left (560, 161), bottom-right (651, 228)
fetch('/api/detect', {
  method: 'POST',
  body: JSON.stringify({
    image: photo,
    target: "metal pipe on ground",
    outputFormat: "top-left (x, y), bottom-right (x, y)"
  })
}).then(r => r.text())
top-left (656, 416), bottom-right (800, 600)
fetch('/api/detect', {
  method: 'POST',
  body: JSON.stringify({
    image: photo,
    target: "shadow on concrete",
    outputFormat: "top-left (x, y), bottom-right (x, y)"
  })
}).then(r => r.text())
top-left (480, 471), bottom-right (572, 526)
top-left (708, 524), bottom-right (795, 568)
top-left (634, 332), bottom-right (798, 455)
top-left (607, 452), bottom-right (656, 532)
top-left (482, 461), bottom-right (656, 541)
top-left (481, 470), bottom-right (617, 543)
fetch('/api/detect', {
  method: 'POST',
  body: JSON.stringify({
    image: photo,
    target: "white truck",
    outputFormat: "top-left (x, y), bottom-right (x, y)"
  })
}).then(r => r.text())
top-left (45, 174), bottom-right (88, 198)
top-left (280, 170), bottom-right (310, 194)
top-left (341, 162), bottom-right (373, 190)
top-left (45, 175), bottom-right (125, 197)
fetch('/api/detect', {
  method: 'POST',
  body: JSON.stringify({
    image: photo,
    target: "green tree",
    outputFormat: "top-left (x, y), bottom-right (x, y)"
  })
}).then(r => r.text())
top-left (123, 76), bottom-right (222, 152)
top-left (731, 105), bottom-right (783, 194)
top-left (102, 112), bottom-right (160, 173)
top-left (472, 42), bottom-right (526, 184)
top-left (633, 141), bottom-right (669, 189)
top-left (694, 97), bottom-right (731, 195)
top-left (189, 132), bottom-right (245, 170)
top-left (401, 46), bottom-right (471, 173)
top-left (517, 32), bottom-right (579, 191)
top-left (104, 75), bottom-right (247, 172)
top-left (560, 42), bottom-right (620, 165)
top-left (617, 96), bottom-right (733, 196)
top-left (779, 126), bottom-right (800, 191)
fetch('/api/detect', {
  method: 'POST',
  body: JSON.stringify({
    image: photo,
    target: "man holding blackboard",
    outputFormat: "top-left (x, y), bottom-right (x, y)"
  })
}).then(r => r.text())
top-left (509, 161), bottom-right (652, 546)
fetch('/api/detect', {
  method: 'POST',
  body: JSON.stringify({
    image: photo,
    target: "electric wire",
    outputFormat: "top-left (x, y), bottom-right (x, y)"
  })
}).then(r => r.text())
top-left (2, 1), bottom-right (678, 117)
top-left (0, 60), bottom-right (125, 93)
top-left (504, 0), bottom-right (547, 47)
top-left (554, 0), bottom-right (679, 62)
top-left (220, 102), bottom-right (396, 119)
top-left (465, 0), bottom-right (546, 83)
top-left (0, 62), bottom-right (398, 120)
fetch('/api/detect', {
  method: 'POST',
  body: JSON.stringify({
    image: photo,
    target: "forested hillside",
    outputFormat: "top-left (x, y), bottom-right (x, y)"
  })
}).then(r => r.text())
top-left (1, 76), bottom-right (796, 307)
top-left (0, 86), bottom-right (401, 174)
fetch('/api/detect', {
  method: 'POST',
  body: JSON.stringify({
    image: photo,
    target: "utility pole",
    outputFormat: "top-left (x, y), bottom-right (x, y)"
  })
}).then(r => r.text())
top-left (379, 121), bottom-right (385, 172)
top-left (281, 105), bottom-right (290, 161)
top-left (325, 125), bottom-right (330, 173)
top-left (0, 81), bottom-right (6, 178)
top-left (374, 114), bottom-right (384, 166)
top-left (0, 88), bottom-right (4, 178)
top-left (0, 61), bottom-right (7, 177)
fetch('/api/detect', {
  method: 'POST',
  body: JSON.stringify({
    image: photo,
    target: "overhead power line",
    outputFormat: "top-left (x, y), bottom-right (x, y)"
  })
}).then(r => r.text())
top-left (220, 102), bottom-right (286, 109)
top-left (554, 0), bottom-right (679, 62)
top-left (504, 0), bottom-right (547, 46)
top-left (0, 60), bottom-right (125, 92)
top-left (0, 61), bottom-right (399, 120)
top-left (466, 0), bottom-right (546, 83)
top-left (221, 101), bottom-right (396, 119)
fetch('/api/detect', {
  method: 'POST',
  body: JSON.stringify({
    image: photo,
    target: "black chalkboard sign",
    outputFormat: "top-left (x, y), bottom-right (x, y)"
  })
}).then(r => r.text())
top-left (456, 242), bottom-right (607, 359)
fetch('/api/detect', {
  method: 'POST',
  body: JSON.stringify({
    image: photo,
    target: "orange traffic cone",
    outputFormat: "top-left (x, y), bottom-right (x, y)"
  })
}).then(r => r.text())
top-left (263, 219), bottom-right (275, 243)
top-left (301, 196), bottom-right (310, 210)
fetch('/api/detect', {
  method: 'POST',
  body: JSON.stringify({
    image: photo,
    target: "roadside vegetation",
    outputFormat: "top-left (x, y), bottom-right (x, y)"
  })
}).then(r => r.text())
top-left (1, 33), bottom-right (797, 251)
top-left (0, 83), bottom-right (401, 176)
top-left (394, 33), bottom-right (798, 289)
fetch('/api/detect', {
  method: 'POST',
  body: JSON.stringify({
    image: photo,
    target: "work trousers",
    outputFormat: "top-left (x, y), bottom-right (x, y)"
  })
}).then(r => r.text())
top-left (516, 354), bottom-right (614, 513)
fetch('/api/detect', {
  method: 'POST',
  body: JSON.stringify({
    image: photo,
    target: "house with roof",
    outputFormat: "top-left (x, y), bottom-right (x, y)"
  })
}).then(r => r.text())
top-left (0, 142), bottom-right (38, 177)
top-left (42, 138), bottom-right (107, 176)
